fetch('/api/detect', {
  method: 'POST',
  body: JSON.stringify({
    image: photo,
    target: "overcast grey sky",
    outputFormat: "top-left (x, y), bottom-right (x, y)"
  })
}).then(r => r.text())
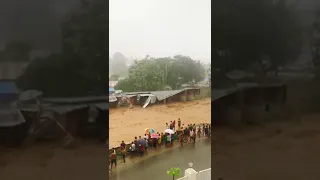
top-left (109, 0), bottom-right (211, 63)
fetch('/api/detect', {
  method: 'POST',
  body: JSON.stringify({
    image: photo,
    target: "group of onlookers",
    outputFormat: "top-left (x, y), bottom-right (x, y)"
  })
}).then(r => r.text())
top-left (109, 119), bottom-right (211, 170)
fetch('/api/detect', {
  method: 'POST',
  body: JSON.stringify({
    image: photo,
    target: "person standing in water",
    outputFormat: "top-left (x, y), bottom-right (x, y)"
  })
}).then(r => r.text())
top-left (190, 129), bottom-right (194, 142)
top-left (120, 141), bottom-right (126, 149)
top-left (158, 134), bottom-right (162, 149)
top-left (197, 126), bottom-right (201, 138)
top-left (179, 133), bottom-right (184, 146)
top-left (173, 121), bottom-right (175, 130)
top-left (110, 149), bottom-right (117, 169)
top-left (178, 118), bottom-right (181, 129)
top-left (121, 147), bottom-right (126, 164)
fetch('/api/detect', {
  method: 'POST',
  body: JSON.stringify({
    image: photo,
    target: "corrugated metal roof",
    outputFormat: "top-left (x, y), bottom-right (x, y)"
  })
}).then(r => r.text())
top-left (124, 91), bottom-right (150, 95)
top-left (0, 81), bottom-right (19, 94)
top-left (94, 103), bottom-right (109, 110)
top-left (43, 96), bottom-right (108, 104)
top-left (212, 88), bottom-right (238, 101)
top-left (150, 90), bottom-right (184, 101)
top-left (123, 88), bottom-right (200, 101)
top-left (48, 104), bottom-right (88, 114)
top-left (211, 82), bottom-right (285, 102)
top-left (150, 88), bottom-right (199, 101)
top-left (138, 94), bottom-right (155, 97)
top-left (109, 95), bottom-right (117, 102)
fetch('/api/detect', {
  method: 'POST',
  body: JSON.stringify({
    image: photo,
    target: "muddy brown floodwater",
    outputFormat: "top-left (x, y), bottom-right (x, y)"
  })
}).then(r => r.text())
top-left (109, 98), bottom-right (211, 148)
top-left (212, 113), bottom-right (320, 180)
top-left (0, 140), bottom-right (107, 180)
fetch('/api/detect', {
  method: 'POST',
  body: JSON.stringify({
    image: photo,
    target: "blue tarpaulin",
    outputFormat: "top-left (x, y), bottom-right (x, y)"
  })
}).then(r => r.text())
top-left (0, 81), bottom-right (19, 94)
top-left (109, 87), bottom-right (115, 92)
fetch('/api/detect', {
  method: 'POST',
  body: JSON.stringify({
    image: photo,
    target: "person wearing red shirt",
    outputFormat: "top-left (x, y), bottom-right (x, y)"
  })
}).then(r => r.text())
top-left (110, 149), bottom-right (117, 169)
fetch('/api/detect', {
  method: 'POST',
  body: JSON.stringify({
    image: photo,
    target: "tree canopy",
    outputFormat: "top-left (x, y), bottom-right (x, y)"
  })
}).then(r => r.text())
top-left (115, 55), bottom-right (206, 92)
top-left (212, 0), bottom-right (303, 81)
top-left (17, 0), bottom-right (108, 97)
top-left (0, 41), bottom-right (32, 62)
top-left (109, 52), bottom-right (128, 77)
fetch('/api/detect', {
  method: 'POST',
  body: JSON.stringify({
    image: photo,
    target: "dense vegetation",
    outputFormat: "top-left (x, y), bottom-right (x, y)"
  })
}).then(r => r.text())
top-left (15, 0), bottom-right (303, 95)
top-left (115, 55), bottom-right (206, 92)
top-left (212, 0), bottom-right (303, 86)
top-left (17, 0), bottom-right (108, 97)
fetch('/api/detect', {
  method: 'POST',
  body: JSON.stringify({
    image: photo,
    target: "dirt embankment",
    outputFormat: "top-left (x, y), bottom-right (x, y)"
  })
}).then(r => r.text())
top-left (109, 98), bottom-right (211, 148)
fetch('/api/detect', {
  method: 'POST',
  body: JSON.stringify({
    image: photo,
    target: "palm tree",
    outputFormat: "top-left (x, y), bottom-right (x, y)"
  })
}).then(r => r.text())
top-left (167, 167), bottom-right (181, 180)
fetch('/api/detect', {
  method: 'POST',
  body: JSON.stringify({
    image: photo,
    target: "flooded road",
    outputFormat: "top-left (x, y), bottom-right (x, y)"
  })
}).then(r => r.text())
top-left (110, 139), bottom-right (211, 180)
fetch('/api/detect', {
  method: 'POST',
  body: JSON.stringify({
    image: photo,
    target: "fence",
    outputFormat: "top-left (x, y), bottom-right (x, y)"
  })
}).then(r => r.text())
top-left (197, 168), bottom-right (211, 180)
top-left (177, 167), bottom-right (211, 180)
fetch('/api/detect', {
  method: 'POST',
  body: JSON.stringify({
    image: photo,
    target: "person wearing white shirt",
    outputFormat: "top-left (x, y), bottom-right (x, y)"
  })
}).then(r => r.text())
top-left (145, 138), bottom-right (148, 151)
top-left (190, 130), bottom-right (194, 142)
top-left (167, 134), bottom-right (172, 143)
top-left (130, 142), bottom-right (136, 151)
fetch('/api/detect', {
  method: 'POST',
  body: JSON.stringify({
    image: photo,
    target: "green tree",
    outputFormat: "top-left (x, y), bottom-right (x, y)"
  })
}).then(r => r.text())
top-left (114, 78), bottom-right (136, 92)
top-left (110, 52), bottom-right (128, 76)
top-left (110, 74), bottom-right (120, 81)
top-left (128, 59), bottom-right (164, 91)
top-left (167, 167), bottom-right (181, 180)
top-left (115, 55), bottom-right (206, 92)
top-left (212, 0), bottom-right (302, 83)
top-left (3, 41), bottom-right (31, 62)
top-left (170, 55), bottom-right (206, 86)
top-left (17, 0), bottom-right (108, 97)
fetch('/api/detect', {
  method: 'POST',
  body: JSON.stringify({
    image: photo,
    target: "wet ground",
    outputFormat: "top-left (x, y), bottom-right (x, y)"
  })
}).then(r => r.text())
top-left (212, 114), bottom-right (320, 180)
top-left (110, 139), bottom-right (211, 180)
top-left (0, 140), bottom-right (107, 180)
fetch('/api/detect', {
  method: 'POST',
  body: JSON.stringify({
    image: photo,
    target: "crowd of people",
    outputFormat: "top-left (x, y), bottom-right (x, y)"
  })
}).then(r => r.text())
top-left (109, 118), bottom-right (211, 170)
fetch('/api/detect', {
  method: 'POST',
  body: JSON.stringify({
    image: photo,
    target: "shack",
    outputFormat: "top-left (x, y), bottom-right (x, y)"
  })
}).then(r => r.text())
top-left (116, 88), bottom-right (201, 108)
top-left (0, 96), bottom-right (109, 148)
top-left (42, 96), bottom-right (109, 141)
top-left (240, 83), bottom-right (286, 124)
top-left (212, 83), bottom-right (287, 126)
